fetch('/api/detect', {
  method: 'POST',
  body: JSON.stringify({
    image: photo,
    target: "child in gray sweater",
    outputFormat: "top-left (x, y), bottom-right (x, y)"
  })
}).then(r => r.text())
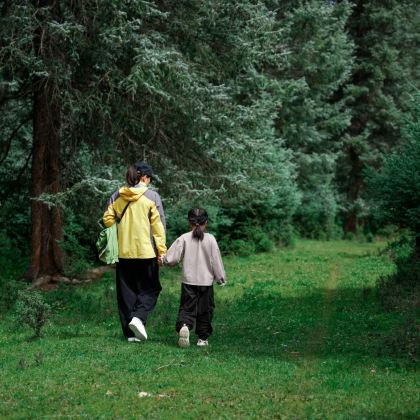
top-left (159, 208), bottom-right (226, 347)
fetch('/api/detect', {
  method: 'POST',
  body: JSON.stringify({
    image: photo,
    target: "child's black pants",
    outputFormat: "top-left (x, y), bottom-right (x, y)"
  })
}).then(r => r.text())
top-left (116, 258), bottom-right (161, 338)
top-left (176, 283), bottom-right (215, 340)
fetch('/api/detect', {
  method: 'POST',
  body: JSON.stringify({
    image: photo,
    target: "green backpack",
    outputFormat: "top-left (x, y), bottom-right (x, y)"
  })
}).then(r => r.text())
top-left (96, 202), bottom-right (130, 264)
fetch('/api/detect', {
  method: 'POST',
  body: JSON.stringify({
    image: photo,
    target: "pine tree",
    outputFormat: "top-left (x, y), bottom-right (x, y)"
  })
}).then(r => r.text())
top-left (1, 1), bottom-right (300, 281)
top-left (339, 0), bottom-right (420, 233)
top-left (367, 94), bottom-right (420, 256)
top-left (268, 0), bottom-right (354, 238)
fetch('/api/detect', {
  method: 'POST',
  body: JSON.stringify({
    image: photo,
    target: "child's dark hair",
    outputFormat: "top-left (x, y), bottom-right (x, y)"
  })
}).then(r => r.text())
top-left (126, 165), bottom-right (140, 187)
top-left (188, 208), bottom-right (208, 241)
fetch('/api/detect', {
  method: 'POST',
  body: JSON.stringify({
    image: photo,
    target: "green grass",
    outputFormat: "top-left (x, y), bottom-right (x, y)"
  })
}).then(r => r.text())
top-left (1, 240), bottom-right (419, 419)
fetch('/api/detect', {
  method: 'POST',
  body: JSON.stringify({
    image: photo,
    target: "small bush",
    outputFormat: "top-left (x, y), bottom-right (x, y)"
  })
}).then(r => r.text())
top-left (366, 97), bottom-right (420, 239)
top-left (229, 240), bottom-right (256, 257)
top-left (365, 232), bottom-right (375, 243)
top-left (15, 290), bottom-right (52, 338)
top-left (294, 185), bottom-right (338, 240)
top-left (376, 224), bottom-right (399, 239)
top-left (344, 232), bottom-right (355, 241)
top-left (256, 235), bottom-right (274, 253)
top-left (62, 211), bottom-right (94, 278)
top-left (247, 228), bottom-right (274, 253)
top-left (0, 279), bottom-right (25, 311)
top-left (381, 234), bottom-right (415, 266)
top-left (0, 231), bottom-right (27, 311)
top-left (165, 200), bottom-right (295, 257)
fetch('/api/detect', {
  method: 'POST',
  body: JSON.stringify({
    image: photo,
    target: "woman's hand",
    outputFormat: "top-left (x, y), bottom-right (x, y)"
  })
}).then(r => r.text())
top-left (157, 255), bottom-right (165, 266)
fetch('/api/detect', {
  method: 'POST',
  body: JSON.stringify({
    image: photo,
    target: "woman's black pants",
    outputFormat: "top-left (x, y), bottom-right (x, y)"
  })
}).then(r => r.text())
top-left (176, 283), bottom-right (215, 340)
top-left (116, 258), bottom-right (161, 338)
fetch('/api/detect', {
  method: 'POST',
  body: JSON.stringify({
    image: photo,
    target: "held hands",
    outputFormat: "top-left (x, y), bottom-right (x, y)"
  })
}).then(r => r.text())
top-left (157, 254), bottom-right (165, 266)
top-left (217, 278), bottom-right (226, 287)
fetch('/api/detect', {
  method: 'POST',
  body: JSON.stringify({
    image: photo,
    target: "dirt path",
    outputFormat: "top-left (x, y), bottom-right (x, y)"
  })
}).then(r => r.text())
top-left (304, 263), bottom-right (339, 355)
top-left (290, 263), bottom-right (340, 406)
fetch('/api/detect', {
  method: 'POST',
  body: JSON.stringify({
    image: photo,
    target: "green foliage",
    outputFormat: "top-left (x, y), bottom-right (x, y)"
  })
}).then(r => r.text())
top-left (366, 96), bottom-right (420, 237)
top-left (15, 290), bottom-right (52, 338)
top-left (365, 232), bottom-right (375, 243)
top-left (344, 231), bottom-right (355, 241)
top-left (383, 235), bottom-right (416, 267)
top-left (273, 1), bottom-right (354, 237)
top-left (1, 0), bottom-right (300, 265)
top-left (0, 231), bottom-right (27, 310)
top-left (61, 211), bottom-right (95, 278)
top-left (294, 184), bottom-right (340, 239)
top-left (338, 0), bottom-right (420, 230)
top-left (0, 0), bottom-right (419, 273)
top-left (251, 229), bottom-right (275, 253)
top-left (228, 239), bottom-right (256, 257)
top-left (165, 203), bottom-right (275, 256)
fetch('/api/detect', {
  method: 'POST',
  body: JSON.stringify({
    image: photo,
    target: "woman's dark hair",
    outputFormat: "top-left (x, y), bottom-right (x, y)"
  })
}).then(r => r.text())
top-left (188, 208), bottom-right (208, 241)
top-left (126, 165), bottom-right (140, 187)
top-left (126, 161), bottom-right (154, 187)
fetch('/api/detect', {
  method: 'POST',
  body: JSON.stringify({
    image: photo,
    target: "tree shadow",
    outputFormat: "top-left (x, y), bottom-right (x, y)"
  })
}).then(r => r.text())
top-left (199, 285), bottom-right (416, 367)
top-left (22, 273), bottom-right (414, 368)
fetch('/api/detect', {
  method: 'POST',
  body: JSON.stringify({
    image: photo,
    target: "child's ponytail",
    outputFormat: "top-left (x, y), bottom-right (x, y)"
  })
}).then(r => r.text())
top-left (192, 223), bottom-right (203, 241)
top-left (188, 208), bottom-right (208, 241)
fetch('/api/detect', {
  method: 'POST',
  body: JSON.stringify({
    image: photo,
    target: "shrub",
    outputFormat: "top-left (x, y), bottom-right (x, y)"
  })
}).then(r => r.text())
top-left (367, 96), bottom-right (420, 254)
top-left (256, 235), bottom-right (274, 253)
top-left (165, 202), bottom-right (282, 256)
top-left (229, 240), bottom-right (256, 257)
top-left (15, 290), bottom-right (52, 338)
top-left (0, 231), bottom-right (27, 311)
top-left (365, 232), bottom-right (375, 243)
top-left (344, 232), bottom-right (355, 241)
top-left (242, 228), bottom-right (274, 253)
top-left (294, 185), bottom-right (339, 240)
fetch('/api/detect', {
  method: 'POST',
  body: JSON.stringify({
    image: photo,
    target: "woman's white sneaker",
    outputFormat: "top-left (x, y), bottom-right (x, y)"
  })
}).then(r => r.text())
top-left (128, 317), bottom-right (148, 340)
top-left (197, 339), bottom-right (208, 346)
top-left (178, 325), bottom-right (190, 347)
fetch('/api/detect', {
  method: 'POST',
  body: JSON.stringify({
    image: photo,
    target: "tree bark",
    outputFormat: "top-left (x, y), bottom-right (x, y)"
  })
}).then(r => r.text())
top-left (27, 1), bottom-right (64, 282)
top-left (28, 80), bottom-right (63, 281)
top-left (344, 145), bottom-right (363, 233)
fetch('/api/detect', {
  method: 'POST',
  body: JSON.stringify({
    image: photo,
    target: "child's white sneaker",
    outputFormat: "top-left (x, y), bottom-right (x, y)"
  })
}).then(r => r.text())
top-left (178, 324), bottom-right (190, 348)
top-left (128, 317), bottom-right (148, 340)
top-left (197, 339), bottom-right (208, 346)
top-left (127, 337), bottom-right (141, 343)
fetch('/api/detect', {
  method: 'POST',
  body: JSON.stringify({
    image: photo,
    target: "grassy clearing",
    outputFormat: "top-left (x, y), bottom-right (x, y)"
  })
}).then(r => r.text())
top-left (1, 240), bottom-right (419, 419)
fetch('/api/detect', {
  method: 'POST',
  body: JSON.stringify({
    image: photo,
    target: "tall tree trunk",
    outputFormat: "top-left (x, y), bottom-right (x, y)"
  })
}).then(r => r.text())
top-left (344, 145), bottom-right (363, 233)
top-left (28, 80), bottom-right (63, 281)
top-left (27, 0), bottom-right (63, 282)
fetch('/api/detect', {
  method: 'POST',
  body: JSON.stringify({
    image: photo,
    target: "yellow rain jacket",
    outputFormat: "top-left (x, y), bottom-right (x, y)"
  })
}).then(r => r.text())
top-left (103, 183), bottom-right (166, 259)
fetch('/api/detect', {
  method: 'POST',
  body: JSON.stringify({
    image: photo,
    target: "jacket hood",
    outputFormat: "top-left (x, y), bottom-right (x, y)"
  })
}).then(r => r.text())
top-left (118, 185), bottom-right (148, 202)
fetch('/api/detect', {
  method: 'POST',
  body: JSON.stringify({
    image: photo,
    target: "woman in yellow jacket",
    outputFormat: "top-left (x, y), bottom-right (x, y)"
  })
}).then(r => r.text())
top-left (103, 162), bottom-right (166, 342)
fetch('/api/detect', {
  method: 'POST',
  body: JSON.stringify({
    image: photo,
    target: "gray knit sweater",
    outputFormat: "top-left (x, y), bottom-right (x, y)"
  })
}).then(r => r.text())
top-left (162, 232), bottom-right (226, 286)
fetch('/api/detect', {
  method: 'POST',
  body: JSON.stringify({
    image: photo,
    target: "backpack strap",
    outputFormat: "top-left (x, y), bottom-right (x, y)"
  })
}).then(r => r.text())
top-left (117, 202), bottom-right (130, 222)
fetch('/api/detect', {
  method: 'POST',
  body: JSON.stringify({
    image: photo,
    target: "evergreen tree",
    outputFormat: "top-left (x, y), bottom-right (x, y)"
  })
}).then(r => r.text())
top-left (1, 1), bottom-right (299, 281)
top-left (269, 0), bottom-right (354, 238)
top-left (339, 0), bottom-right (420, 233)
top-left (367, 94), bottom-right (420, 255)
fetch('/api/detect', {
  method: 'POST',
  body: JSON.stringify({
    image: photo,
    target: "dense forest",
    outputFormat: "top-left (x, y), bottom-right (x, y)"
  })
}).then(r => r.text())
top-left (0, 0), bottom-right (419, 284)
